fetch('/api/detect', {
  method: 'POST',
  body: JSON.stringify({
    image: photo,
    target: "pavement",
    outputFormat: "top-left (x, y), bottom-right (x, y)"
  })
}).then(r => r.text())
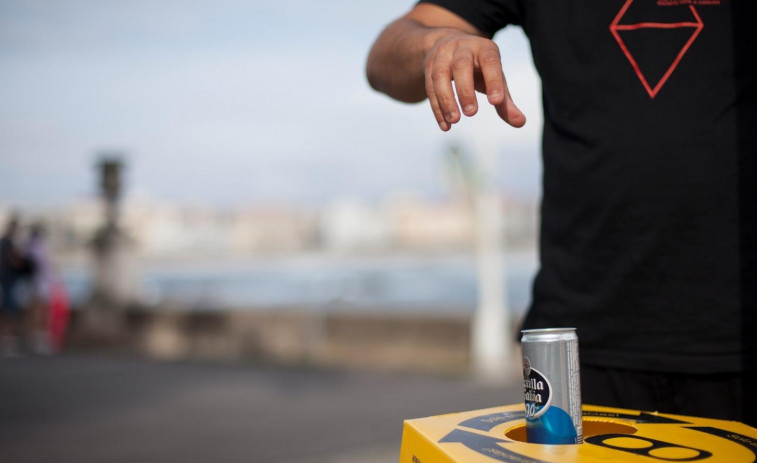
top-left (0, 353), bottom-right (523, 463)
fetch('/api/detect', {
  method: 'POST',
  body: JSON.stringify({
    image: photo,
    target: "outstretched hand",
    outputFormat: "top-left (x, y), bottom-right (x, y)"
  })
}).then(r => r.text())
top-left (424, 30), bottom-right (526, 131)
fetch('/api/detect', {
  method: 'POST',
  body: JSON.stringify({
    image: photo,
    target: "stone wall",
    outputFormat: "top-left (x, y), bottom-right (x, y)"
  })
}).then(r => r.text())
top-left (69, 308), bottom-right (472, 374)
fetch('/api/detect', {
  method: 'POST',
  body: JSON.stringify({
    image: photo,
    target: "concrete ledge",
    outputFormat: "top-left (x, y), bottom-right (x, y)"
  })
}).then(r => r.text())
top-left (68, 308), bottom-right (472, 374)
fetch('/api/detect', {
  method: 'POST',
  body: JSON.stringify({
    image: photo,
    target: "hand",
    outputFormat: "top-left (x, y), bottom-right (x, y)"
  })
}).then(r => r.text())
top-left (424, 30), bottom-right (526, 131)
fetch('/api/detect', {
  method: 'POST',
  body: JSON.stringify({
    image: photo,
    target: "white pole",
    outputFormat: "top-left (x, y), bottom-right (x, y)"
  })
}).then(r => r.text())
top-left (469, 115), bottom-right (513, 383)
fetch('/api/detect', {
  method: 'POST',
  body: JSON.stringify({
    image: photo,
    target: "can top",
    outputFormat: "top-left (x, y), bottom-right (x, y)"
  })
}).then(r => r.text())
top-left (521, 327), bottom-right (577, 342)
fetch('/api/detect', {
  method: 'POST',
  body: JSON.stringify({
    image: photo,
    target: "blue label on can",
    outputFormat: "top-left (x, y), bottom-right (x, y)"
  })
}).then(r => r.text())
top-left (523, 356), bottom-right (579, 444)
top-left (526, 406), bottom-right (579, 444)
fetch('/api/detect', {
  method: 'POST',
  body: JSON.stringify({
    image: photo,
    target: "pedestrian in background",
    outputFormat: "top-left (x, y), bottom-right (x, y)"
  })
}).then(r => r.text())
top-left (25, 222), bottom-right (55, 354)
top-left (1, 216), bottom-right (25, 356)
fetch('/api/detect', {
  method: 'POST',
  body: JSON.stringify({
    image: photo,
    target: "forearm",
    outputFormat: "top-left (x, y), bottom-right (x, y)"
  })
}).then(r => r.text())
top-left (365, 18), bottom-right (451, 103)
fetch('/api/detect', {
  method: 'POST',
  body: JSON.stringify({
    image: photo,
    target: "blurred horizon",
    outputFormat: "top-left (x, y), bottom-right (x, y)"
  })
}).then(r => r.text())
top-left (0, 0), bottom-right (547, 329)
top-left (0, 6), bottom-right (538, 460)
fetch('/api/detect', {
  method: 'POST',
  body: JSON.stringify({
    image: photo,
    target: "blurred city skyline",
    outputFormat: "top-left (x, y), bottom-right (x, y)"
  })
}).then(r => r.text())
top-left (0, 0), bottom-right (544, 208)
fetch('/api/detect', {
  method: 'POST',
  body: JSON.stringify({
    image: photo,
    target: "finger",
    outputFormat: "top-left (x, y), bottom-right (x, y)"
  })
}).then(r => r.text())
top-left (477, 45), bottom-right (507, 106)
top-left (425, 69), bottom-right (450, 131)
top-left (428, 57), bottom-right (461, 126)
top-left (451, 48), bottom-right (478, 117)
top-left (493, 83), bottom-right (527, 128)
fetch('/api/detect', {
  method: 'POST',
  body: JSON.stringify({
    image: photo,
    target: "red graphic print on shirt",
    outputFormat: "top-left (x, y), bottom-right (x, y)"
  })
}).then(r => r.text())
top-left (610, 0), bottom-right (704, 98)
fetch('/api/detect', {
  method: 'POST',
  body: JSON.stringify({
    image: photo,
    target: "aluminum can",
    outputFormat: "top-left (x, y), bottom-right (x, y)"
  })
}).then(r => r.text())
top-left (521, 327), bottom-right (583, 444)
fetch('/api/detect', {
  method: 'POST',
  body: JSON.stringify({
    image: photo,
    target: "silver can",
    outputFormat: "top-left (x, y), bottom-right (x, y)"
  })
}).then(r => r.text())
top-left (521, 327), bottom-right (583, 444)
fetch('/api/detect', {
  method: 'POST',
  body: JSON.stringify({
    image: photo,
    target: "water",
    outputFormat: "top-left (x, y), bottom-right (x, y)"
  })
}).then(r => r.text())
top-left (63, 252), bottom-right (538, 315)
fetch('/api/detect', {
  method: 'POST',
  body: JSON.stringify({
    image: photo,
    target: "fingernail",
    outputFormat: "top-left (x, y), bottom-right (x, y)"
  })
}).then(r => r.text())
top-left (445, 111), bottom-right (458, 121)
top-left (463, 105), bottom-right (476, 114)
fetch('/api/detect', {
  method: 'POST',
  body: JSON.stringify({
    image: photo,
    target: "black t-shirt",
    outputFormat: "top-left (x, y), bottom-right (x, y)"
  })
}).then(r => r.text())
top-left (421, 0), bottom-right (757, 373)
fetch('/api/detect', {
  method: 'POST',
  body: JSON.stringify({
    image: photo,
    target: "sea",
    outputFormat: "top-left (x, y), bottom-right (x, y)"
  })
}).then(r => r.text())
top-left (62, 251), bottom-right (539, 316)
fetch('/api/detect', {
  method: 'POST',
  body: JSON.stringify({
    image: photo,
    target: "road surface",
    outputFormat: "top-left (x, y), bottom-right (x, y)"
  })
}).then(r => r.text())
top-left (0, 353), bottom-right (522, 463)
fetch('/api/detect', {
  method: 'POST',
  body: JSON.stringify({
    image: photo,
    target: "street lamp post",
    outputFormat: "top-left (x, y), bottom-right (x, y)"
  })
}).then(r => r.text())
top-left (86, 154), bottom-right (137, 336)
top-left (469, 118), bottom-right (515, 383)
top-left (447, 137), bottom-right (513, 382)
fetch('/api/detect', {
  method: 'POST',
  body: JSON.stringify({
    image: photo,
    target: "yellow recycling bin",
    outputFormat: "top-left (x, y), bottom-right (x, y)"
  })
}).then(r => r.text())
top-left (399, 403), bottom-right (757, 462)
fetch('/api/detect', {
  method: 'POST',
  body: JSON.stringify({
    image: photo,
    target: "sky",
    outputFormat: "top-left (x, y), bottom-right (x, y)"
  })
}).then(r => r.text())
top-left (0, 0), bottom-right (543, 208)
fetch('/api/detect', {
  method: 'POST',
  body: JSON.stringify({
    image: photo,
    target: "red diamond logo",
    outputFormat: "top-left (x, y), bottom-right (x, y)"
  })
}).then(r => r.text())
top-left (610, 0), bottom-right (704, 98)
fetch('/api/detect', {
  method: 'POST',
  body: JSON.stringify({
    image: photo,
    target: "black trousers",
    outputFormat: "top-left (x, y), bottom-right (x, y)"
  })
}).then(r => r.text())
top-left (581, 365), bottom-right (757, 428)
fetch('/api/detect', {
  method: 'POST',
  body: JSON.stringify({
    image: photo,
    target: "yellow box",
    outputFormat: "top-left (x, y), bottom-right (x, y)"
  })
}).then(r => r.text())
top-left (400, 403), bottom-right (757, 463)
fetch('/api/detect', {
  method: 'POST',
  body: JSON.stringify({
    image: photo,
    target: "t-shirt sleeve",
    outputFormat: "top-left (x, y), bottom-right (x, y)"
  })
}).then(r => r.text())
top-left (417, 0), bottom-right (521, 36)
